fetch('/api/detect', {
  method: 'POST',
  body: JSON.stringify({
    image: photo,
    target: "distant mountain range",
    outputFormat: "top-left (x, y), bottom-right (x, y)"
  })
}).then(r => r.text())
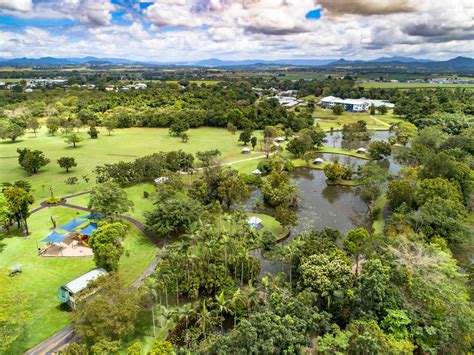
top-left (328, 56), bottom-right (473, 70)
top-left (0, 55), bottom-right (472, 70)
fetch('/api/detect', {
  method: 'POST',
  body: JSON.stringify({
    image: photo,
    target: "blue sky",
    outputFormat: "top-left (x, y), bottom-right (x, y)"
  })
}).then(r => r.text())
top-left (0, 0), bottom-right (472, 61)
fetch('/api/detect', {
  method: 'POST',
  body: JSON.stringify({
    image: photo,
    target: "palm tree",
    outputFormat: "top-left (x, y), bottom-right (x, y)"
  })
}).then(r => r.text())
top-left (177, 303), bottom-right (195, 329)
top-left (143, 278), bottom-right (159, 335)
top-left (154, 263), bottom-right (172, 307)
top-left (237, 247), bottom-right (249, 287)
top-left (159, 305), bottom-right (176, 328)
top-left (283, 244), bottom-right (295, 287)
top-left (196, 300), bottom-right (215, 340)
top-left (242, 283), bottom-right (259, 316)
top-left (230, 288), bottom-right (246, 327)
top-left (215, 291), bottom-right (231, 331)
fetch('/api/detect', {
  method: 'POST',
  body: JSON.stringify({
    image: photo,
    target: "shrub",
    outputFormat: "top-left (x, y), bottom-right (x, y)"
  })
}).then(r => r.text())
top-left (46, 197), bottom-right (61, 205)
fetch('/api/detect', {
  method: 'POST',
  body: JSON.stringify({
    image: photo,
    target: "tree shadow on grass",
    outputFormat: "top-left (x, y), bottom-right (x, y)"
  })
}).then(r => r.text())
top-left (0, 139), bottom-right (24, 144)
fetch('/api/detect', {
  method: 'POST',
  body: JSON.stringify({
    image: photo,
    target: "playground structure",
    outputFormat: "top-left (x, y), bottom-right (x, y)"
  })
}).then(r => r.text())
top-left (39, 215), bottom-right (100, 257)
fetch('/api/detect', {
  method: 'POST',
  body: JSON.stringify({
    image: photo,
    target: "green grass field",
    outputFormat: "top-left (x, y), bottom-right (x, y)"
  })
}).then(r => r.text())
top-left (1, 127), bottom-right (259, 205)
top-left (1, 206), bottom-right (156, 353)
top-left (312, 107), bottom-right (402, 131)
top-left (359, 82), bottom-right (474, 89)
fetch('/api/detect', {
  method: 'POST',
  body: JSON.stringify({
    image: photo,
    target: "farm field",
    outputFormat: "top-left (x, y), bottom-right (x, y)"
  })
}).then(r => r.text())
top-left (1, 206), bottom-right (156, 353)
top-left (1, 127), bottom-right (262, 205)
top-left (359, 82), bottom-right (474, 89)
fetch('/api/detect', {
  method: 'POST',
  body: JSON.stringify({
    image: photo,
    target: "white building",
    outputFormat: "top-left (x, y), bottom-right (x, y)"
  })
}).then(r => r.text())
top-left (272, 95), bottom-right (300, 108)
top-left (58, 268), bottom-right (108, 309)
top-left (319, 96), bottom-right (394, 112)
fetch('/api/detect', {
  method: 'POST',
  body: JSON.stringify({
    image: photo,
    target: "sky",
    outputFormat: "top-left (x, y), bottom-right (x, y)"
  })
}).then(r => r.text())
top-left (0, 0), bottom-right (473, 62)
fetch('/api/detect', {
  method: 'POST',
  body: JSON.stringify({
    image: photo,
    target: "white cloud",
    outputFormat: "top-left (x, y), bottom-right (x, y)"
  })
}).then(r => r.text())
top-left (0, 0), bottom-right (473, 61)
top-left (0, 0), bottom-right (33, 12)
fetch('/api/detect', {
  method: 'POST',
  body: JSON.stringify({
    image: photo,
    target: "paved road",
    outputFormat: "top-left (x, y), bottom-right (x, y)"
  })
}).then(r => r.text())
top-left (24, 194), bottom-right (163, 354)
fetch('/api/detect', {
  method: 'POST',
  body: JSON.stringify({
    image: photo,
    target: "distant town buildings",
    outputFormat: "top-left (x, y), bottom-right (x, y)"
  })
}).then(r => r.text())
top-left (26, 78), bottom-right (68, 88)
top-left (319, 96), bottom-right (395, 112)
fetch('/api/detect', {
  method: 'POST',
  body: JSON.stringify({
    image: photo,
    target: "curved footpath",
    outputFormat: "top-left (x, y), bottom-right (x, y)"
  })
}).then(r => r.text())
top-left (24, 192), bottom-right (163, 354)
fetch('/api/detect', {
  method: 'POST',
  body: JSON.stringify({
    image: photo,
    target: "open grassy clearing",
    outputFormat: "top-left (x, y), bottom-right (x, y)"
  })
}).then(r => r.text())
top-left (1, 127), bottom-right (262, 205)
top-left (359, 82), bottom-right (474, 89)
top-left (372, 194), bottom-right (388, 235)
top-left (1, 206), bottom-right (156, 353)
top-left (312, 107), bottom-right (402, 131)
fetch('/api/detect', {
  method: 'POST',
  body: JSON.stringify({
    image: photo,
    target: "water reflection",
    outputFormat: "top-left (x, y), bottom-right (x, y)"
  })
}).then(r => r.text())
top-left (291, 168), bottom-right (368, 235)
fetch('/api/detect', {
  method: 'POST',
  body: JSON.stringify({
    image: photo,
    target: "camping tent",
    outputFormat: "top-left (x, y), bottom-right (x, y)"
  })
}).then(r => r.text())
top-left (41, 231), bottom-right (68, 243)
top-left (313, 158), bottom-right (324, 165)
top-left (251, 169), bottom-right (262, 175)
top-left (78, 223), bottom-right (98, 236)
top-left (59, 219), bottom-right (86, 232)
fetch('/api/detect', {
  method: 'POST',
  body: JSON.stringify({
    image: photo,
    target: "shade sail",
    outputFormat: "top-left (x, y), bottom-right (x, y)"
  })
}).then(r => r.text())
top-left (78, 223), bottom-right (98, 236)
top-left (59, 218), bottom-right (86, 232)
top-left (80, 214), bottom-right (104, 220)
top-left (41, 231), bottom-right (68, 243)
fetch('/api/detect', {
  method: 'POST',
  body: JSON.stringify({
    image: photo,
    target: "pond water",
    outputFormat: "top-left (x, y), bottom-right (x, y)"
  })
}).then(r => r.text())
top-left (325, 130), bottom-right (391, 150)
top-left (323, 130), bottom-right (403, 175)
top-left (247, 130), bottom-right (403, 277)
top-left (290, 167), bottom-right (368, 234)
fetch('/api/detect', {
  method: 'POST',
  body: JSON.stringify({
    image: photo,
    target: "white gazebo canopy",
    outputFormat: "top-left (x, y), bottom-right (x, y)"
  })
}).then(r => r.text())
top-left (247, 216), bottom-right (263, 225)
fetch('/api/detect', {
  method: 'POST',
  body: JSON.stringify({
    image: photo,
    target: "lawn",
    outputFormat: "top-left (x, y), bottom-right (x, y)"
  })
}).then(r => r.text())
top-left (1, 127), bottom-right (257, 205)
top-left (312, 107), bottom-right (402, 131)
top-left (1, 206), bottom-right (157, 353)
top-left (372, 194), bottom-right (388, 235)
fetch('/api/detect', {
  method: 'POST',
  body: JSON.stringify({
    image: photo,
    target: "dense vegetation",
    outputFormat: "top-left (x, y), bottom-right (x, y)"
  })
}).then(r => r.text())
top-left (1, 68), bottom-right (473, 354)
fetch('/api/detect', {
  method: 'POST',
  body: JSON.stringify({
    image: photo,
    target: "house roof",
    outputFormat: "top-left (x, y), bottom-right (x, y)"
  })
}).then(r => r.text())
top-left (61, 268), bottom-right (108, 294)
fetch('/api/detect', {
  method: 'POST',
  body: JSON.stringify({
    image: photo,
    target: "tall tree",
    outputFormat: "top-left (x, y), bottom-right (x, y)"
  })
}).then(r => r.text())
top-left (71, 275), bottom-right (141, 342)
top-left (88, 182), bottom-right (134, 219)
top-left (27, 117), bottom-right (41, 137)
top-left (57, 157), bottom-right (77, 173)
top-left (343, 228), bottom-right (372, 276)
top-left (3, 186), bottom-right (34, 235)
top-left (17, 148), bottom-right (50, 174)
top-left (238, 129), bottom-right (253, 146)
top-left (65, 133), bottom-right (84, 148)
top-left (89, 222), bottom-right (126, 271)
